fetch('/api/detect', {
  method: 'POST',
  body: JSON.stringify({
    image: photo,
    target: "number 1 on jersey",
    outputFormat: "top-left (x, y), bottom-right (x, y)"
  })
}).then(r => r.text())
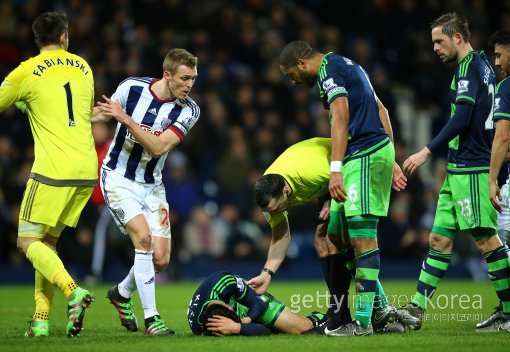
top-left (63, 82), bottom-right (76, 127)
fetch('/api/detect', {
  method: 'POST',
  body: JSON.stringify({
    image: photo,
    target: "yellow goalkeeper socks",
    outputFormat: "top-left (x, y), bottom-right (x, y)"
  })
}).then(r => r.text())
top-left (26, 241), bottom-right (77, 299)
top-left (33, 269), bottom-right (54, 321)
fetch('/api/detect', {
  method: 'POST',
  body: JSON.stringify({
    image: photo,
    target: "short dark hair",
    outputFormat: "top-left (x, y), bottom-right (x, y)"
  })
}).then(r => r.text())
top-left (253, 174), bottom-right (285, 208)
top-left (203, 303), bottom-right (241, 335)
top-left (489, 29), bottom-right (510, 47)
top-left (279, 40), bottom-right (316, 68)
top-left (431, 12), bottom-right (470, 43)
top-left (32, 11), bottom-right (68, 49)
top-left (163, 48), bottom-right (198, 74)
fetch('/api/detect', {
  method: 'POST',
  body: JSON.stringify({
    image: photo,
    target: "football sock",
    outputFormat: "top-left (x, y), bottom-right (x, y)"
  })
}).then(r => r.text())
top-left (133, 249), bottom-right (158, 319)
top-left (411, 247), bottom-right (451, 310)
top-left (373, 280), bottom-right (389, 312)
top-left (33, 269), bottom-right (53, 321)
top-left (484, 246), bottom-right (510, 314)
top-left (353, 249), bottom-right (380, 328)
top-left (118, 266), bottom-right (136, 299)
top-left (26, 241), bottom-right (77, 299)
top-left (328, 253), bottom-right (352, 322)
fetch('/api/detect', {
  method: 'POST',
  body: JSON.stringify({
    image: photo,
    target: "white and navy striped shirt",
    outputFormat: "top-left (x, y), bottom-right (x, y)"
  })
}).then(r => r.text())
top-left (102, 77), bottom-right (200, 184)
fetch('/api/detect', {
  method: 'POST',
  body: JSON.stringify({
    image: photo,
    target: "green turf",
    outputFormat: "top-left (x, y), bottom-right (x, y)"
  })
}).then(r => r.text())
top-left (0, 280), bottom-right (507, 351)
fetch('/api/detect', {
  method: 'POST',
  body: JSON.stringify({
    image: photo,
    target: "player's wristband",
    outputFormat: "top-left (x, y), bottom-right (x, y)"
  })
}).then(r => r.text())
top-left (330, 161), bottom-right (342, 173)
top-left (261, 268), bottom-right (274, 278)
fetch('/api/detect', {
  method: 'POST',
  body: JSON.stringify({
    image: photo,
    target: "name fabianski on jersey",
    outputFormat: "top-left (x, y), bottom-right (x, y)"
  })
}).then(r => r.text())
top-left (32, 57), bottom-right (90, 77)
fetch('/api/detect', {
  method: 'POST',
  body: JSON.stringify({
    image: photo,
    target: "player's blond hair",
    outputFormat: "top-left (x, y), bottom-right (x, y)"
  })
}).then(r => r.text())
top-left (163, 49), bottom-right (197, 74)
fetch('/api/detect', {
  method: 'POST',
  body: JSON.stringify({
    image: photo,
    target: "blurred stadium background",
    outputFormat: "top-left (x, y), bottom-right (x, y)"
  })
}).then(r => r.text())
top-left (0, 0), bottom-right (508, 284)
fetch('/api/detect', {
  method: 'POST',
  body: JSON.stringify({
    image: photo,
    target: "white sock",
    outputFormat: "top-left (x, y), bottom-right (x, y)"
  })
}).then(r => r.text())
top-left (133, 249), bottom-right (159, 319)
top-left (118, 266), bottom-right (136, 298)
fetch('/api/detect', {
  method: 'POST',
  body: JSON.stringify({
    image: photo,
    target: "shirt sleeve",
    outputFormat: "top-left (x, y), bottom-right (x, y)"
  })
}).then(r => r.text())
top-left (0, 65), bottom-right (26, 112)
top-left (167, 100), bottom-right (200, 141)
top-left (427, 102), bottom-right (473, 154)
top-left (263, 211), bottom-right (288, 228)
top-left (239, 323), bottom-right (272, 336)
top-left (455, 63), bottom-right (480, 106)
top-left (233, 276), bottom-right (266, 321)
top-left (494, 78), bottom-right (510, 122)
top-left (320, 63), bottom-right (348, 104)
top-left (110, 79), bottom-right (131, 109)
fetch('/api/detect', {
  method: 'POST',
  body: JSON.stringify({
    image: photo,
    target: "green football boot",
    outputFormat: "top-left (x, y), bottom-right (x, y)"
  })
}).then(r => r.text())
top-left (66, 287), bottom-right (94, 337)
top-left (24, 320), bottom-right (49, 337)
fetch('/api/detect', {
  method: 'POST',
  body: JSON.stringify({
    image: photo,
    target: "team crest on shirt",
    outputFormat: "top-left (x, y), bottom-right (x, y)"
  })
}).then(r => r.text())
top-left (457, 80), bottom-right (470, 94)
top-left (495, 97), bottom-right (501, 112)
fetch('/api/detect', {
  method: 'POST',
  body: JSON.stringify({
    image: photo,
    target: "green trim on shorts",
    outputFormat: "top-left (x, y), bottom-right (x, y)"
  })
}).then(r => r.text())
top-left (432, 226), bottom-right (456, 240)
top-left (343, 137), bottom-right (390, 164)
top-left (446, 164), bottom-right (489, 174)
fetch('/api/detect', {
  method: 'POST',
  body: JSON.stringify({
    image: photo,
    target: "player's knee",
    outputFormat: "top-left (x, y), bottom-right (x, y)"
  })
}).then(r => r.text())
top-left (314, 236), bottom-right (328, 257)
top-left (475, 235), bottom-right (500, 255)
top-left (429, 234), bottom-right (451, 252)
top-left (16, 237), bottom-right (38, 254)
top-left (153, 254), bottom-right (170, 272)
top-left (130, 231), bottom-right (152, 251)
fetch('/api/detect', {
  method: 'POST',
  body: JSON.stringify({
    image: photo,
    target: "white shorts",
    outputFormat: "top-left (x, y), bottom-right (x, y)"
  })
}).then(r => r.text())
top-left (100, 168), bottom-right (171, 239)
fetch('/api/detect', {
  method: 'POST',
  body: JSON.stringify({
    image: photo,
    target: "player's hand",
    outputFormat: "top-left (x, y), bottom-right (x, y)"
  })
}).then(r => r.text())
top-left (329, 172), bottom-right (347, 202)
top-left (392, 163), bottom-right (407, 191)
top-left (489, 181), bottom-right (503, 213)
top-left (246, 272), bottom-right (271, 295)
top-left (318, 200), bottom-right (330, 221)
top-left (206, 315), bottom-right (241, 336)
top-left (97, 95), bottom-right (130, 124)
top-left (403, 147), bottom-right (432, 176)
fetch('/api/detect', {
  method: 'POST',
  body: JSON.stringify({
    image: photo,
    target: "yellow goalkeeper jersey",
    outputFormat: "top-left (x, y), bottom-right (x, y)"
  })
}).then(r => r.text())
top-left (264, 137), bottom-right (331, 227)
top-left (0, 49), bottom-right (97, 185)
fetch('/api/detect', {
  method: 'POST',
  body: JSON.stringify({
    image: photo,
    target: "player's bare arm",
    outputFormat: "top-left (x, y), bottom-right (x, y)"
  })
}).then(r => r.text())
top-left (98, 95), bottom-right (181, 157)
top-left (247, 218), bottom-right (290, 294)
top-left (489, 119), bottom-right (510, 212)
top-left (329, 96), bottom-right (349, 202)
top-left (90, 106), bottom-right (113, 122)
top-left (403, 147), bottom-right (432, 176)
top-left (377, 98), bottom-right (407, 190)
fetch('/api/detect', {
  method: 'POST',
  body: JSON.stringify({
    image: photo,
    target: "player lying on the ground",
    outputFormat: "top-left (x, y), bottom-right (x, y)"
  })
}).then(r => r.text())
top-left (187, 271), bottom-right (323, 336)
top-left (187, 271), bottom-right (404, 336)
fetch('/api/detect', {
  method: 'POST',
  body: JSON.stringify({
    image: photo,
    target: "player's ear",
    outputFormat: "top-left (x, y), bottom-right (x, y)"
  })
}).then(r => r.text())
top-left (297, 58), bottom-right (307, 70)
top-left (163, 70), bottom-right (172, 80)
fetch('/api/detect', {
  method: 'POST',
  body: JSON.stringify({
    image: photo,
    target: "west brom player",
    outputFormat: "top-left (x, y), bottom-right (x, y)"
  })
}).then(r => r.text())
top-left (400, 13), bottom-right (510, 332)
top-left (92, 48), bottom-right (200, 335)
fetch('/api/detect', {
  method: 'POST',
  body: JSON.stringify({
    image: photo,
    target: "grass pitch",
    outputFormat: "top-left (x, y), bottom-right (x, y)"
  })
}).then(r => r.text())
top-left (0, 280), bottom-right (507, 352)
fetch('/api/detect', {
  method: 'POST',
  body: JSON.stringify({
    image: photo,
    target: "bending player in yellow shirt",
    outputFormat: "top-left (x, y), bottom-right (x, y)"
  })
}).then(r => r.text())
top-left (0, 12), bottom-right (97, 337)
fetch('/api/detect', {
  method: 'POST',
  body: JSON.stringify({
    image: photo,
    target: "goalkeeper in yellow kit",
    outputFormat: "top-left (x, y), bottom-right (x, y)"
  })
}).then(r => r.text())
top-left (0, 12), bottom-right (97, 337)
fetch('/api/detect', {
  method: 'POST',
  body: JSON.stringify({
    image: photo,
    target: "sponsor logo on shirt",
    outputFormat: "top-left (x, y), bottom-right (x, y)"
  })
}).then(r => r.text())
top-left (126, 123), bottom-right (162, 142)
top-left (457, 80), bottom-right (470, 94)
